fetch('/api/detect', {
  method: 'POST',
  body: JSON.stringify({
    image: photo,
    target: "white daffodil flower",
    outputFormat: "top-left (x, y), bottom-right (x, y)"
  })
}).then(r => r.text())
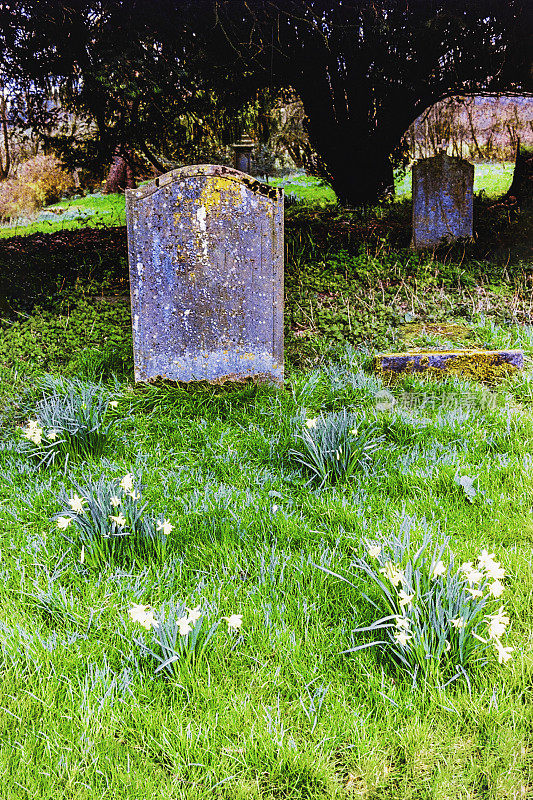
top-left (120, 473), bottom-right (134, 493)
top-left (156, 519), bottom-right (174, 536)
top-left (451, 616), bottom-right (465, 629)
top-left (68, 494), bottom-right (86, 514)
top-left (305, 418), bottom-right (317, 429)
top-left (494, 639), bottom-right (513, 664)
top-left (128, 604), bottom-right (158, 630)
top-left (367, 545), bottom-right (382, 558)
top-left (109, 513), bottom-right (127, 527)
top-left (398, 589), bottom-right (414, 609)
top-left (487, 580), bottom-right (505, 598)
top-left (56, 516), bottom-right (72, 530)
top-left (223, 614), bottom-right (243, 631)
top-left (430, 560), bottom-right (446, 580)
top-left (110, 496), bottom-right (121, 507)
top-left (177, 616), bottom-right (192, 636)
top-left (186, 607), bottom-right (202, 625)
top-left (393, 630), bottom-right (411, 647)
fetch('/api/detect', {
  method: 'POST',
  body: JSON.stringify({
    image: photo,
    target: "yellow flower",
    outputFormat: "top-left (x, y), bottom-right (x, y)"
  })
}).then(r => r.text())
top-left (367, 545), bottom-right (382, 558)
top-left (177, 615), bottom-right (192, 636)
top-left (120, 473), bottom-right (134, 493)
top-left (305, 418), bottom-right (317, 429)
top-left (224, 613), bottom-right (243, 631)
top-left (68, 494), bottom-right (86, 514)
top-left (56, 516), bottom-right (72, 530)
top-left (128, 604), bottom-right (158, 630)
top-left (157, 519), bottom-right (174, 536)
top-left (430, 560), bottom-right (446, 580)
top-left (109, 513), bottom-right (127, 527)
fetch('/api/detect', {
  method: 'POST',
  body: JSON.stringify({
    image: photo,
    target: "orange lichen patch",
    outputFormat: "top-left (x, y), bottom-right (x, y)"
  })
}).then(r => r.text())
top-left (375, 349), bottom-right (524, 383)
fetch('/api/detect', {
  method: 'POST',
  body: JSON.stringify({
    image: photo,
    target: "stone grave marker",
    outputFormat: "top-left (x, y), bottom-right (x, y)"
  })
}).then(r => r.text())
top-left (411, 153), bottom-right (474, 249)
top-left (126, 165), bottom-right (284, 384)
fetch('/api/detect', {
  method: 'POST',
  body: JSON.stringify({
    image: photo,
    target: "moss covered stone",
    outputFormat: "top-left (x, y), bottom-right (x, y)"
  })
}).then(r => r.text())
top-left (375, 349), bottom-right (524, 382)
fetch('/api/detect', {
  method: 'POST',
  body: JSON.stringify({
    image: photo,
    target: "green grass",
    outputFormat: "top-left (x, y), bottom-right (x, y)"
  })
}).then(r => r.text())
top-left (0, 185), bottom-right (532, 797)
top-left (0, 192), bottom-right (126, 238)
top-left (395, 160), bottom-right (515, 199)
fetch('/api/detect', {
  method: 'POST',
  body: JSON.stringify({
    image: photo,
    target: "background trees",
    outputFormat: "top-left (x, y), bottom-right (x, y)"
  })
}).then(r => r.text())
top-left (0, 0), bottom-right (531, 204)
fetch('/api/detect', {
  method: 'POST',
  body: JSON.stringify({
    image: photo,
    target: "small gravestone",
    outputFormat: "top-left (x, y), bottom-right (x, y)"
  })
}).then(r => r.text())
top-left (411, 153), bottom-right (474, 249)
top-left (126, 165), bottom-right (284, 384)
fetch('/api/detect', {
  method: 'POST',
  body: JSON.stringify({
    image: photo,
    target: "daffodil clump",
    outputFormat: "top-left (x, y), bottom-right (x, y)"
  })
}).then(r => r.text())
top-left (127, 601), bottom-right (243, 676)
top-left (340, 521), bottom-right (512, 683)
top-left (55, 473), bottom-right (174, 569)
top-left (18, 378), bottom-right (119, 466)
top-left (290, 409), bottom-right (384, 486)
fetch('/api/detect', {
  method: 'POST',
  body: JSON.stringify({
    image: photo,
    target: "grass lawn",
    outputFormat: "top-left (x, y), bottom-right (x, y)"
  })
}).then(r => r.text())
top-left (0, 182), bottom-right (532, 798)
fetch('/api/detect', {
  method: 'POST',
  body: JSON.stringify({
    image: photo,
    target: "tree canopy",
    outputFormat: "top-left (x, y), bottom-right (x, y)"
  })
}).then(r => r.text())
top-left (1, 0), bottom-right (531, 203)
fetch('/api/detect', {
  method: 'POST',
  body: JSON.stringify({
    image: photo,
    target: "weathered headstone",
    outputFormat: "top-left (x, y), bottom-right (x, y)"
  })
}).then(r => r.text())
top-left (126, 165), bottom-right (284, 384)
top-left (411, 153), bottom-right (474, 249)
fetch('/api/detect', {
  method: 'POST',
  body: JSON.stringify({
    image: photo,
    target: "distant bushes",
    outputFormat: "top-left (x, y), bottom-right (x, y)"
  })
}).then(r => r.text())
top-left (0, 154), bottom-right (76, 220)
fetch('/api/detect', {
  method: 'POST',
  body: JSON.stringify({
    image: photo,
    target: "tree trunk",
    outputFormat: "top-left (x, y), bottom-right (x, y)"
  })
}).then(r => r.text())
top-left (506, 139), bottom-right (533, 206)
top-left (0, 78), bottom-right (10, 180)
top-left (104, 145), bottom-right (136, 193)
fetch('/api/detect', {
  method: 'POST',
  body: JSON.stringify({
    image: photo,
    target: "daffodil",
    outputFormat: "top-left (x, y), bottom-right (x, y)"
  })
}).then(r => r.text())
top-left (367, 544), bottom-right (382, 558)
top-left (177, 615), bottom-right (192, 636)
top-left (224, 613), bottom-right (243, 631)
top-left (186, 607), bottom-right (202, 625)
top-left (477, 549), bottom-right (496, 570)
top-left (393, 630), bottom-right (411, 647)
top-left (445, 641), bottom-right (451, 652)
top-left (156, 519), bottom-right (174, 536)
top-left (398, 589), bottom-right (414, 609)
top-left (305, 418), bottom-right (317, 429)
top-left (128, 604), bottom-right (158, 630)
top-left (464, 568), bottom-right (484, 585)
top-left (47, 429), bottom-right (60, 440)
top-left (120, 473), bottom-right (134, 493)
top-left (466, 587), bottom-right (483, 599)
top-left (451, 616), bottom-right (465, 629)
top-left (109, 513), bottom-right (127, 527)
top-left (395, 616), bottom-right (410, 630)
top-left (68, 494), bottom-right (86, 514)
top-left (494, 639), bottom-right (513, 664)
top-left (486, 607), bottom-right (509, 640)
top-left (109, 400), bottom-right (119, 409)
top-left (430, 560), bottom-right (446, 580)
top-left (56, 516), bottom-right (72, 530)
top-left (380, 561), bottom-right (404, 587)
top-left (110, 496), bottom-right (121, 507)
top-left (487, 580), bottom-right (505, 598)
top-left (484, 562), bottom-right (505, 581)
top-left (80, 545), bottom-right (85, 564)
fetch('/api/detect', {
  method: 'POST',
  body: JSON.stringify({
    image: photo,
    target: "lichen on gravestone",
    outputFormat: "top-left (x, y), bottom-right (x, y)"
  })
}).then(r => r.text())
top-left (126, 165), bottom-right (284, 385)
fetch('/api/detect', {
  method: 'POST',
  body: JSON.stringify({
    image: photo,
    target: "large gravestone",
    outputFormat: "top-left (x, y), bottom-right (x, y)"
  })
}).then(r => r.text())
top-left (126, 165), bottom-right (284, 384)
top-left (411, 153), bottom-right (474, 249)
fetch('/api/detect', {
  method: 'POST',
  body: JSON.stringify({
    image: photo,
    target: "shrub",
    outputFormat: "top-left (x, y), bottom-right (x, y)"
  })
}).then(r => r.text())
top-left (0, 154), bottom-right (75, 219)
top-left (289, 409), bottom-right (384, 486)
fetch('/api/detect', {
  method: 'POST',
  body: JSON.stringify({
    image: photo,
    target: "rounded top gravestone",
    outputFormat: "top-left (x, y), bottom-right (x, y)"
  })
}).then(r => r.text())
top-left (411, 153), bottom-right (474, 249)
top-left (125, 165), bottom-right (284, 385)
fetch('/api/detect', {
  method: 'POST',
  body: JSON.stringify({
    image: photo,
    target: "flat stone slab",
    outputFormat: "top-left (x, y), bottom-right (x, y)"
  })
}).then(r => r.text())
top-left (375, 349), bottom-right (524, 380)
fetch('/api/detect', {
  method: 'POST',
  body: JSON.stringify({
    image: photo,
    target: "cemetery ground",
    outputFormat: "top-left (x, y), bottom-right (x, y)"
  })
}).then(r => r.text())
top-left (0, 175), bottom-right (532, 799)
